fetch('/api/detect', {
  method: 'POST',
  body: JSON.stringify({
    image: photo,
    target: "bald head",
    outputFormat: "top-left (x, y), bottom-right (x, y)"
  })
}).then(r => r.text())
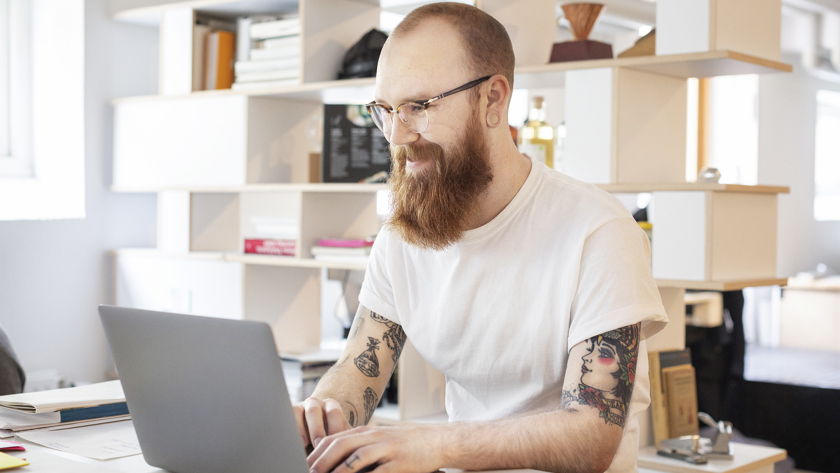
top-left (389, 2), bottom-right (515, 90)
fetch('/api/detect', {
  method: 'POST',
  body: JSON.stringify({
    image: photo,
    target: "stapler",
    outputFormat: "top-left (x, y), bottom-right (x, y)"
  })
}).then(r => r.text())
top-left (657, 412), bottom-right (735, 463)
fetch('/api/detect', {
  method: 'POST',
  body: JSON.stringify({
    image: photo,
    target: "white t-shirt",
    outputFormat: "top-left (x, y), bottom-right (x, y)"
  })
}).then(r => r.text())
top-left (359, 159), bottom-right (668, 472)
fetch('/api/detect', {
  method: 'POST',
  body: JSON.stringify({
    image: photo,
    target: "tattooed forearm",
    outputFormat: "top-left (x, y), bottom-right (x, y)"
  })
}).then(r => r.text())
top-left (354, 337), bottom-right (381, 377)
top-left (565, 324), bottom-right (640, 428)
top-left (370, 312), bottom-right (407, 364)
top-left (363, 387), bottom-right (378, 425)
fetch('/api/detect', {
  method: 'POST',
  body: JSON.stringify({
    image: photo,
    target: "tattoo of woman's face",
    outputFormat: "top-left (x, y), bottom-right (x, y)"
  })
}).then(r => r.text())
top-left (563, 324), bottom-right (640, 428)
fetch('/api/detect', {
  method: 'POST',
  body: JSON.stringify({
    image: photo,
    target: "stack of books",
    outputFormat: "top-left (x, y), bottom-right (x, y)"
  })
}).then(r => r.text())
top-left (232, 15), bottom-right (301, 90)
top-left (281, 350), bottom-right (341, 404)
top-left (310, 238), bottom-right (375, 263)
top-left (0, 380), bottom-right (129, 436)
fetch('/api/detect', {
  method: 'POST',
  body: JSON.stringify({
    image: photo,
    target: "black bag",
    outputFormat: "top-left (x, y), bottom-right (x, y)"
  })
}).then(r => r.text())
top-left (338, 29), bottom-right (389, 80)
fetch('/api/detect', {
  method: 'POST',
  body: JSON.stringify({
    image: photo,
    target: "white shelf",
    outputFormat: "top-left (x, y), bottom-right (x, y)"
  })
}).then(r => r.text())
top-left (111, 51), bottom-right (791, 105)
top-left (597, 183), bottom-right (790, 194)
top-left (638, 443), bottom-right (786, 473)
top-left (113, 248), bottom-right (368, 271)
top-left (111, 0), bottom-right (301, 27)
top-left (112, 182), bottom-right (387, 193)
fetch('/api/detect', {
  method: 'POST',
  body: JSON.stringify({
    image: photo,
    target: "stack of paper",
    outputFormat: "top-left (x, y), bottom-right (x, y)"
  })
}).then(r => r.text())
top-left (233, 14), bottom-right (301, 90)
top-left (0, 381), bottom-right (128, 436)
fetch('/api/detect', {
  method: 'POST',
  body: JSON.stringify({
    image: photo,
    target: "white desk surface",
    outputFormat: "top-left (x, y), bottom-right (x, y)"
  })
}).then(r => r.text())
top-left (6, 438), bottom-right (785, 473)
top-left (5, 438), bottom-right (545, 473)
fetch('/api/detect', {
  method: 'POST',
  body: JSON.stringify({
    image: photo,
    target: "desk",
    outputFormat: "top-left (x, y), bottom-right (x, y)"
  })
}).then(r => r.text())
top-left (5, 438), bottom-right (545, 473)
top-left (6, 438), bottom-right (785, 473)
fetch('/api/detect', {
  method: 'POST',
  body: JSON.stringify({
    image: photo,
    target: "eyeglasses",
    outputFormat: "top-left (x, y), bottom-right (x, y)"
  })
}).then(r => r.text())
top-left (365, 76), bottom-right (491, 135)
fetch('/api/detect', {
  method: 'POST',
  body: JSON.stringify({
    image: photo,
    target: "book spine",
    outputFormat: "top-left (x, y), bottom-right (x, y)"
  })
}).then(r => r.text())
top-left (235, 68), bottom-right (299, 83)
top-left (317, 238), bottom-right (374, 248)
top-left (235, 17), bottom-right (252, 62)
top-left (216, 31), bottom-right (235, 89)
top-left (255, 36), bottom-right (301, 50)
top-left (244, 239), bottom-right (296, 256)
top-left (647, 351), bottom-right (669, 448)
top-left (662, 365), bottom-right (699, 438)
top-left (58, 402), bottom-right (129, 423)
top-left (250, 21), bottom-right (300, 40)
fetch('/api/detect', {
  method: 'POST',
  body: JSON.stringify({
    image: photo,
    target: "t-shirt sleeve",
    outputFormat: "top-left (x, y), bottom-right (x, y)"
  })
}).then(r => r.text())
top-left (567, 216), bottom-right (668, 350)
top-left (358, 230), bottom-right (401, 325)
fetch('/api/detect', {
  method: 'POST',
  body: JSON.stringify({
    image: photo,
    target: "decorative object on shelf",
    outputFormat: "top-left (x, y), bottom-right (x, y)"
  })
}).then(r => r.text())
top-left (549, 3), bottom-right (613, 63)
top-left (697, 167), bottom-right (722, 183)
top-left (322, 104), bottom-right (391, 183)
top-left (518, 96), bottom-right (555, 168)
top-left (617, 28), bottom-right (656, 58)
top-left (338, 29), bottom-right (388, 80)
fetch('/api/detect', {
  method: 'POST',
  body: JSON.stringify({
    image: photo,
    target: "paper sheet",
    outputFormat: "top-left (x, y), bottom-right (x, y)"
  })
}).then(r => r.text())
top-left (0, 452), bottom-right (28, 469)
top-left (15, 419), bottom-right (142, 460)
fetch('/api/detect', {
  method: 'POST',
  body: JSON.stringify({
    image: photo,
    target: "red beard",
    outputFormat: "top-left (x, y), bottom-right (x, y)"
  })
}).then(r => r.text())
top-left (387, 113), bottom-right (493, 250)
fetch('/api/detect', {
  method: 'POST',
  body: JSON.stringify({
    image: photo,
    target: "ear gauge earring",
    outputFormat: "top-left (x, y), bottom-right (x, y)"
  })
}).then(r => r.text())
top-left (488, 114), bottom-right (500, 126)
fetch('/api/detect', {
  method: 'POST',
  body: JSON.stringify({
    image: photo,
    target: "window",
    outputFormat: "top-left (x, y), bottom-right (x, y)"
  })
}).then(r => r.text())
top-left (814, 89), bottom-right (840, 221)
top-left (0, 0), bottom-right (84, 221)
top-left (0, 0), bottom-right (33, 178)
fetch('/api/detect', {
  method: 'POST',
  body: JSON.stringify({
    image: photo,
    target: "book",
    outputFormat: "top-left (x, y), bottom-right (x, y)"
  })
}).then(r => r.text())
top-left (648, 349), bottom-right (692, 447)
top-left (235, 57), bottom-right (301, 74)
top-left (0, 380), bottom-right (124, 414)
top-left (322, 104), bottom-right (392, 183)
top-left (250, 18), bottom-right (301, 40)
top-left (311, 246), bottom-right (372, 257)
top-left (244, 238), bottom-right (296, 256)
top-left (192, 24), bottom-right (210, 91)
top-left (231, 78), bottom-right (300, 90)
top-left (250, 45), bottom-right (300, 61)
top-left (204, 30), bottom-right (235, 90)
top-left (0, 402), bottom-right (128, 430)
top-left (234, 68), bottom-right (299, 83)
top-left (662, 365), bottom-right (699, 438)
top-left (281, 350), bottom-right (340, 404)
top-left (235, 16), bottom-right (252, 62)
top-left (318, 238), bottom-right (375, 248)
top-left (254, 35), bottom-right (301, 50)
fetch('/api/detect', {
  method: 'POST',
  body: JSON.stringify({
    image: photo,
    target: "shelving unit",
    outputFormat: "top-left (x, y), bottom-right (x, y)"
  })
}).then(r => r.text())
top-left (110, 0), bottom-right (792, 438)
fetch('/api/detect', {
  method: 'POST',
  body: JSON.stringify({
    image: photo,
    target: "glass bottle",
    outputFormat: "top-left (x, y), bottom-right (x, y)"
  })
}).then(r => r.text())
top-left (518, 96), bottom-right (554, 169)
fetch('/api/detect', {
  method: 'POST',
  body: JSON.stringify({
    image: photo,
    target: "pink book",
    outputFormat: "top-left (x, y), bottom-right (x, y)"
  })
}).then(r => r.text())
top-left (317, 238), bottom-right (374, 248)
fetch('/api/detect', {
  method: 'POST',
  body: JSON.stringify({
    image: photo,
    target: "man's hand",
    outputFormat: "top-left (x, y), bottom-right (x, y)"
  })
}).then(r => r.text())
top-left (294, 397), bottom-right (352, 451)
top-left (307, 423), bottom-right (447, 473)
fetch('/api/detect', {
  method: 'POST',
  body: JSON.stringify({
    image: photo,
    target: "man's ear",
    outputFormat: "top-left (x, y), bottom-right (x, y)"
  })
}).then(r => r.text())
top-left (483, 75), bottom-right (510, 129)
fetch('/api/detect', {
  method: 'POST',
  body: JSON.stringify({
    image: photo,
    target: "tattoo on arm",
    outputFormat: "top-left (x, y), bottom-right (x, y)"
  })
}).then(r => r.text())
top-left (562, 324), bottom-right (640, 428)
top-left (354, 337), bottom-right (381, 377)
top-left (345, 401), bottom-right (359, 427)
top-left (370, 312), bottom-right (407, 364)
top-left (363, 387), bottom-right (378, 425)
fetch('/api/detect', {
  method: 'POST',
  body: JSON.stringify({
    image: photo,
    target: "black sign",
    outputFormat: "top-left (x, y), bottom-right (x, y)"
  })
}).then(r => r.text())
top-left (322, 104), bottom-right (391, 183)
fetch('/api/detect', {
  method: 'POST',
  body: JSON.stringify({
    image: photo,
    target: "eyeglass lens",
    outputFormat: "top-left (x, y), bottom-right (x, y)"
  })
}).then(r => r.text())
top-left (368, 103), bottom-right (428, 135)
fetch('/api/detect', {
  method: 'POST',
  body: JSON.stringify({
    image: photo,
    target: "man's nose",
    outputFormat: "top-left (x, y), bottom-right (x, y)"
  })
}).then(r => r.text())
top-left (387, 116), bottom-right (419, 146)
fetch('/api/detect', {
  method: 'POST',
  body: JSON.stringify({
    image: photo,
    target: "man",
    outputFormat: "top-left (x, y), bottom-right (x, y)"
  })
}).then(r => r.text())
top-left (296, 3), bottom-right (667, 472)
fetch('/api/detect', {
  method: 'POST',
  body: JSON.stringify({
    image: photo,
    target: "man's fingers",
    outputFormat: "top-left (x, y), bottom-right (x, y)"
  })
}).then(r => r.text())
top-left (324, 399), bottom-right (351, 436)
top-left (304, 401), bottom-right (328, 449)
top-left (308, 428), bottom-right (380, 472)
top-left (330, 445), bottom-right (386, 473)
top-left (292, 404), bottom-right (310, 448)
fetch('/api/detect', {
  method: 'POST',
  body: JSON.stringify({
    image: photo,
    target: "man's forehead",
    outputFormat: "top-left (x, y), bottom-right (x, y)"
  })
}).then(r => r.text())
top-left (375, 19), bottom-right (469, 104)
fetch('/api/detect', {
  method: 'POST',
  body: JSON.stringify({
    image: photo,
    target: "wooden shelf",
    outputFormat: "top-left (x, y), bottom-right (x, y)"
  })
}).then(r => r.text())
top-left (113, 248), bottom-right (368, 271)
top-left (111, 182), bottom-right (387, 193)
top-left (656, 278), bottom-right (789, 291)
top-left (597, 183), bottom-right (790, 194)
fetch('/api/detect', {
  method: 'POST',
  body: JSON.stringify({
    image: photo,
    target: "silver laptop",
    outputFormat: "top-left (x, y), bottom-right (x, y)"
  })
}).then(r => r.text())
top-left (99, 305), bottom-right (309, 473)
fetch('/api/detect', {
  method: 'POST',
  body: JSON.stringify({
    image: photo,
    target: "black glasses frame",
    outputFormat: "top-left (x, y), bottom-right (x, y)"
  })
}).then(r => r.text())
top-left (365, 75), bottom-right (492, 133)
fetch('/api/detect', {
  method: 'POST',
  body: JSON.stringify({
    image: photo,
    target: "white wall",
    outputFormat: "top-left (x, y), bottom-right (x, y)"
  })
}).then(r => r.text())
top-left (0, 0), bottom-right (158, 386)
top-left (758, 54), bottom-right (840, 277)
